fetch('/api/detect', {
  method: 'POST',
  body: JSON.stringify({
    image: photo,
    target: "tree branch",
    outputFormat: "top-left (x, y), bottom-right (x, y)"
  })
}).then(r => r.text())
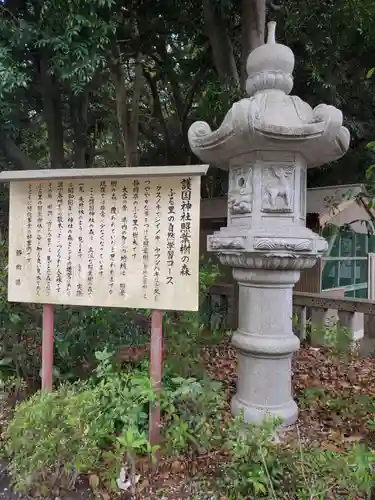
top-left (129, 51), bottom-right (144, 162)
top-left (109, 41), bottom-right (143, 167)
top-left (181, 66), bottom-right (210, 135)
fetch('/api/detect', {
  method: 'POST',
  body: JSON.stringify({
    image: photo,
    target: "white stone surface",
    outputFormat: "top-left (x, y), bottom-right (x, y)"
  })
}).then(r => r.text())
top-left (188, 22), bottom-right (350, 426)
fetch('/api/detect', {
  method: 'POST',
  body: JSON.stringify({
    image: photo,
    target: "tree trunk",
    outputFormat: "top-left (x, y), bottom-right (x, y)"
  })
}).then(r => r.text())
top-left (241, 0), bottom-right (266, 88)
top-left (110, 45), bottom-right (143, 167)
top-left (128, 53), bottom-right (143, 167)
top-left (143, 70), bottom-right (173, 163)
top-left (70, 91), bottom-right (89, 169)
top-left (0, 132), bottom-right (39, 170)
top-left (203, 0), bottom-right (239, 85)
top-left (39, 53), bottom-right (65, 168)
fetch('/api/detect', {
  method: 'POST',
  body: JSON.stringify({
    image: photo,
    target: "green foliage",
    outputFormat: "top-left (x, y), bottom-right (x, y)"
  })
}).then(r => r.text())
top-left (5, 349), bottom-right (223, 493)
top-left (7, 383), bottom-right (110, 492)
top-left (163, 260), bottom-right (226, 378)
top-left (280, 0), bottom-right (375, 187)
top-left (53, 306), bottom-right (149, 379)
top-left (162, 374), bottom-right (224, 455)
top-left (1, 0), bottom-right (373, 185)
top-left (219, 414), bottom-right (374, 499)
top-left (0, 375), bottom-right (27, 450)
top-left (194, 80), bottom-right (244, 130)
top-left (300, 314), bottom-right (356, 361)
top-left (4, 344), bottom-right (374, 498)
top-left (0, 46), bottom-right (29, 100)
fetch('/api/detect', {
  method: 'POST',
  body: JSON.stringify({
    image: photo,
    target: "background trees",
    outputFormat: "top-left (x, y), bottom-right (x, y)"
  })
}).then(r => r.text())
top-left (0, 0), bottom-right (374, 189)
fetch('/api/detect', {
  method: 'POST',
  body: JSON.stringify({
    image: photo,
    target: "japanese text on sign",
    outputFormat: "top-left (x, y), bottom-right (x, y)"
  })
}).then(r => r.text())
top-left (8, 175), bottom-right (201, 311)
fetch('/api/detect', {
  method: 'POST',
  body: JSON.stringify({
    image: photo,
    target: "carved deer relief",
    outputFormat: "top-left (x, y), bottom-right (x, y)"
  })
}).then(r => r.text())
top-left (262, 166), bottom-right (294, 212)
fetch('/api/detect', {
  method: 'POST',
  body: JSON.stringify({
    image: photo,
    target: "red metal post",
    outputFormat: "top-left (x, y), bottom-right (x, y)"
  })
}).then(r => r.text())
top-left (149, 309), bottom-right (163, 448)
top-left (42, 304), bottom-right (54, 392)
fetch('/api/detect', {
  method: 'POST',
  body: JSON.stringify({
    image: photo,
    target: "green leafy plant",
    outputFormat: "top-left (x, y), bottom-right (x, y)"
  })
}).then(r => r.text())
top-left (163, 259), bottom-right (226, 378)
top-left (162, 374), bottom-right (224, 455)
top-left (306, 319), bottom-right (358, 362)
top-left (219, 414), bottom-right (374, 499)
top-left (5, 349), bottom-right (225, 494)
top-left (0, 375), bottom-right (27, 450)
top-left (366, 395), bottom-right (375, 433)
top-left (5, 349), bottom-right (152, 492)
top-left (219, 415), bottom-right (284, 496)
top-left (53, 306), bottom-right (150, 379)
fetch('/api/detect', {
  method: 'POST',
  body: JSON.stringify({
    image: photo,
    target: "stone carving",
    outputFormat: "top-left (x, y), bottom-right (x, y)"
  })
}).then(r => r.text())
top-left (300, 168), bottom-right (306, 217)
top-left (187, 21), bottom-right (350, 169)
top-left (254, 238), bottom-right (312, 251)
top-left (229, 195), bottom-right (252, 214)
top-left (218, 253), bottom-right (318, 271)
top-left (262, 166), bottom-right (294, 212)
top-left (228, 166), bottom-right (253, 215)
top-left (188, 21), bottom-right (350, 428)
top-left (209, 236), bottom-right (245, 250)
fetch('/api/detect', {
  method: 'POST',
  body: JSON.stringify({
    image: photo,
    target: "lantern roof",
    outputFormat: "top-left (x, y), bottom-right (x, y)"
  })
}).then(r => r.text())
top-left (188, 23), bottom-right (350, 168)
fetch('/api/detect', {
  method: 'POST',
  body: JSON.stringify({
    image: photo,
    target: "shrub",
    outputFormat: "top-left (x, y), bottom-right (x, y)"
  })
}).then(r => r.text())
top-left (0, 375), bottom-right (27, 449)
top-left (162, 373), bottom-right (224, 455)
top-left (162, 260), bottom-right (227, 378)
top-left (219, 415), bottom-right (374, 499)
top-left (5, 349), bottom-right (224, 494)
top-left (53, 306), bottom-right (149, 379)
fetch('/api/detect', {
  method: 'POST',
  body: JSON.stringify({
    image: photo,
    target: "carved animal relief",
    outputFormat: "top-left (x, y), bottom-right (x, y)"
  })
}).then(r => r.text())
top-left (209, 236), bottom-right (245, 250)
top-left (262, 166), bottom-right (294, 213)
top-left (228, 166), bottom-right (253, 215)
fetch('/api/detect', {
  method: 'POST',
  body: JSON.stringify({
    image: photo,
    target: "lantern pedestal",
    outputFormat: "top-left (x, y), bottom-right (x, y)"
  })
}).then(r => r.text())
top-left (231, 269), bottom-right (300, 425)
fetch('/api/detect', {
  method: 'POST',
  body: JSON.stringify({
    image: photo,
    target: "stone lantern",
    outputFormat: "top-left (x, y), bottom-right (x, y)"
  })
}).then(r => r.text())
top-left (188, 22), bottom-right (350, 426)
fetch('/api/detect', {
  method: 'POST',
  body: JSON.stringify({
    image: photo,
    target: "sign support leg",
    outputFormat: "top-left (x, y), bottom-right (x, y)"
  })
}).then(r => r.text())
top-left (42, 304), bottom-right (54, 392)
top-left (149, 309), bottom-right (163, 451)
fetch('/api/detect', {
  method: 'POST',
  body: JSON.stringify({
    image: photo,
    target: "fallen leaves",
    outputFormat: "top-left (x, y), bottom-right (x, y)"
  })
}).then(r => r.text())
top-left (292, 344), bottom-right (375, 447)
top-left (135, 342), bottom-right (374, 498)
